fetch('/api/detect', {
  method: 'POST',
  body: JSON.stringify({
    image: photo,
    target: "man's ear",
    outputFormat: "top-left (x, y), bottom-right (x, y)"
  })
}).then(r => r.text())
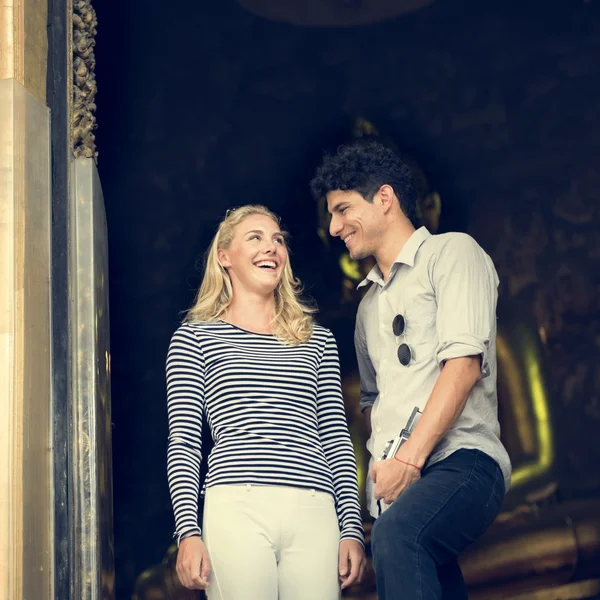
top-left (217, 249), bottom-right (231, 268)
top-left (378, 184), bottom-right (396, 214)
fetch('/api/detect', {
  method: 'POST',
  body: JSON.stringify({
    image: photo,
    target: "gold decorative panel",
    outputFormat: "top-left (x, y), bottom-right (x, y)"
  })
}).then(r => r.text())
top-left (0, 77), bottom-right (53, 600)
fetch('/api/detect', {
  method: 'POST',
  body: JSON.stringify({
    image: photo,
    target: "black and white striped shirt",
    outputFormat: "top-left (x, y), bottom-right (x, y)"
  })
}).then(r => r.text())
top-left (166, 320), bottom-right (364, 544)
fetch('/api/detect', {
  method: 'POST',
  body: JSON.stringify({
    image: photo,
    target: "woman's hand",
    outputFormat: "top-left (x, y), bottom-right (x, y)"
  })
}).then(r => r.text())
top-left (338, 538), bottom-right (366, 590)
top-left (176, 536), bottom-right (211, 590)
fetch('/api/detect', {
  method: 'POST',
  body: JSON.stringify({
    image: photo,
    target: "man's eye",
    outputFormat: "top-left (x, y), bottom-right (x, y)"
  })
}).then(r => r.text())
top-left (340, 207), bottom-right (348, 215)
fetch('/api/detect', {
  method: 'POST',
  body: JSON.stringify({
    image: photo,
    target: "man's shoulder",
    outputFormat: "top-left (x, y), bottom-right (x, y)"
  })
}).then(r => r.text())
top-left (419, 231), bottom-right (488, 266)
top-left (423, 231), bottom-right (481, 254)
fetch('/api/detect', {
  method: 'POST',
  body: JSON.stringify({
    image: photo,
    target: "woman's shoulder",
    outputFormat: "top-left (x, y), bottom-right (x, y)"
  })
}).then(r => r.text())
top-left (308, 323), bottom-right (334, 344)
top-left (311, 322), bottom-right (330, 335)
top-left (172, 320), bottom-right (230, 342)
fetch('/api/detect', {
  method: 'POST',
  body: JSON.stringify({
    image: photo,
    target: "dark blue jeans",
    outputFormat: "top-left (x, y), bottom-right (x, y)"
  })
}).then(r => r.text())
top-left (371, 449), bottom-right (505, 600)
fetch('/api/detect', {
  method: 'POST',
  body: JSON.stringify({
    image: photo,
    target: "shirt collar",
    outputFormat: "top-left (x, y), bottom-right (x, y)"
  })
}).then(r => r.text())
top-left (357, 226), bottom-right (432, 288)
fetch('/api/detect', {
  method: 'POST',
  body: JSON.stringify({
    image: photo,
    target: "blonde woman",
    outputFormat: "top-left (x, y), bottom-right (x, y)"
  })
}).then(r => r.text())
top-left (166, 205), bottom-right (365, 599)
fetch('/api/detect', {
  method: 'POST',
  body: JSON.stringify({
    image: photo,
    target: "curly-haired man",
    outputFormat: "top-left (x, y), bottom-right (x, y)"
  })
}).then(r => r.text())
top-left (311, 140), bottom-right (511, 600)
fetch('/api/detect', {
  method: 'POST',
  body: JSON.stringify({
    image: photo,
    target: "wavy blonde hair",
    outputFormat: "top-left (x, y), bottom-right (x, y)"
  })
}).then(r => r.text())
top-left (185, 205), bottom-right (315, 345)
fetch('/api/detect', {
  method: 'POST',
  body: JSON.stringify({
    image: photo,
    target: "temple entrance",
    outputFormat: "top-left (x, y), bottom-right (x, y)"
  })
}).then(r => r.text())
top-left (91, 1), bottom-right (600, 598)
top-left (3, 0), bottom-right (599, 598)
top-left (91, 2), bottom-right (600, 598)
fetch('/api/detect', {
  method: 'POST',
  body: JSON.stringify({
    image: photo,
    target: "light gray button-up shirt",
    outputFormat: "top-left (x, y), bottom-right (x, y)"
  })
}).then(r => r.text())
top-left (355, 227), bottom-right (511, 517)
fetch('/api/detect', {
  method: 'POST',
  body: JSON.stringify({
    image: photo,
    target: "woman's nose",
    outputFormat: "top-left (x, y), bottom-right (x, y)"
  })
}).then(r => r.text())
top-left (263, 240), bottom-right (276, 253)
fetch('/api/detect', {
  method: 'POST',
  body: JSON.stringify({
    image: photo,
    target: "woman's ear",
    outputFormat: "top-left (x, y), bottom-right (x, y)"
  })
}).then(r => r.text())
top-left (217, 248), bottom-right (231, 268)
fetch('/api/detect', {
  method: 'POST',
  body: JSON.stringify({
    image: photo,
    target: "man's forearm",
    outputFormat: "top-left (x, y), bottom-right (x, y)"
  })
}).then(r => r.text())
top-left (397, 356), bottom-right (481, 469)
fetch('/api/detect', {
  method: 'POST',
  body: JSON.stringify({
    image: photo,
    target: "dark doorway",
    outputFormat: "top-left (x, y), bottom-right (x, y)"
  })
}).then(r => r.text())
top-left (94, 1), bottom-right (600, 597)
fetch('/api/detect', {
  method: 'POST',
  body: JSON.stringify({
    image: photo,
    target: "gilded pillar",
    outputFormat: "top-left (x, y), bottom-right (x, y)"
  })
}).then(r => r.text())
top-left (69, 157), bottom-right (114, 599)
top-left (0, 0), bottom-right (53, 599)
top-left (69, 2), bottom-right (115, 598)
top-left (1, 0), bottom-right (113, 596)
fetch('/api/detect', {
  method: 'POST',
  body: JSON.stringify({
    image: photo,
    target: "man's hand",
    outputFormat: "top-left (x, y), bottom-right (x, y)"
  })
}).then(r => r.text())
top-left (338, 539), bottom-right (366, 590)
top-left (370, 457), bottom-right (421, 504)
top-left (176, 536), bottom-right (211, 590)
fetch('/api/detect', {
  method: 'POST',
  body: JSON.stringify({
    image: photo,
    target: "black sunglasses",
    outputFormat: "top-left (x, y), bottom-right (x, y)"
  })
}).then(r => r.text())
top-left (392, 314), bottom-right (411, 366)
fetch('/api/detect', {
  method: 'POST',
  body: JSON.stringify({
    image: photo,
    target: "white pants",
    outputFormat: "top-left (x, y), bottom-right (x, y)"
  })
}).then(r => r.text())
top-left (203, 484), bottom-right (340, 600)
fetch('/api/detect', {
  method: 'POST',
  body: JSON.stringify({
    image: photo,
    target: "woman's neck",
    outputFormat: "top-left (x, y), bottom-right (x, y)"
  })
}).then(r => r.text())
top-left (224, 291), bottom-right (276, 334)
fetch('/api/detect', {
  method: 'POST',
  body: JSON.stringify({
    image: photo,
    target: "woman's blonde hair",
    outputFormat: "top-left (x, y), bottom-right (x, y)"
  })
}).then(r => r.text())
top-left (185, 204), bottom-right (315, 345)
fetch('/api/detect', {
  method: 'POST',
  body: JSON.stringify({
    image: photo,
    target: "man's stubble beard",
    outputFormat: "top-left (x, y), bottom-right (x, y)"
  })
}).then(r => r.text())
top-left (351, 247), bottom-right (371, 261)
top-left (351, 227), bottom-right (382, 262)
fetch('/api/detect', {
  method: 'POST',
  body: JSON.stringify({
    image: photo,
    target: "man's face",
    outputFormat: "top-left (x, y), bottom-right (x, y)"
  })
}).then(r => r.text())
top-left (326, 189), bottom-right (385, 261)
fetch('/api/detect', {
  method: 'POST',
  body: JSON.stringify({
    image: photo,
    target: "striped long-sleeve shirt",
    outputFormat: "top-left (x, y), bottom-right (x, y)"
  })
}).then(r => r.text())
top-left (166, 320), bottom-right (364, 545)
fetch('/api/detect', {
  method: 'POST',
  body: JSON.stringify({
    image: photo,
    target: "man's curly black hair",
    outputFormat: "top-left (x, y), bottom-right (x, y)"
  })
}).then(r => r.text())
top-left (310, 139), bottom-right (418, 225)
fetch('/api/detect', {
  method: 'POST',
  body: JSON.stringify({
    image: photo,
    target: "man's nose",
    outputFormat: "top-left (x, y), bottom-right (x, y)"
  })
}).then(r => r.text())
top-left (329, 215), bottom-right (342, 237)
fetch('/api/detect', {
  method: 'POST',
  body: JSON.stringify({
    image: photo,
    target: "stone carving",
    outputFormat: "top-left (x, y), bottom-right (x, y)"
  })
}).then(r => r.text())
top-left (72, 0), bottom-right (98, 160)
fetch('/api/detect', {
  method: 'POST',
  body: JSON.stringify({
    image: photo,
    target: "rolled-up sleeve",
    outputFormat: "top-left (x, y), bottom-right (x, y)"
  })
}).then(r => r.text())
top-left (354, 312), bottom-right (378, 412)
top-left (432, 234), bottom-right (499, 377)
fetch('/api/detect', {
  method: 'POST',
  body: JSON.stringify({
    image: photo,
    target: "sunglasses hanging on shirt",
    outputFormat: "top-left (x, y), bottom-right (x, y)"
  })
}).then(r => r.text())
top-left (392, 314), bottom-right (412, 366)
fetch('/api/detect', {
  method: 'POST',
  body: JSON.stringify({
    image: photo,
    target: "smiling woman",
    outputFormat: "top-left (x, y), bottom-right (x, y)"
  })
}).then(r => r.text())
top-left (166, 203), bottom-right (366, 600)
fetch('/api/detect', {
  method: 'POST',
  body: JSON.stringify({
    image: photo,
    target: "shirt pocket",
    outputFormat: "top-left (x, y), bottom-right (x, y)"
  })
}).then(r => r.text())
top-left (402, 282), bottom-right (438, 361)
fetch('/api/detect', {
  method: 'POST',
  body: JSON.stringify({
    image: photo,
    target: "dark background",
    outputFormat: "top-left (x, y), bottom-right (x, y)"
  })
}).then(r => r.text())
top-left (93, 0), bottom-right (600, 597)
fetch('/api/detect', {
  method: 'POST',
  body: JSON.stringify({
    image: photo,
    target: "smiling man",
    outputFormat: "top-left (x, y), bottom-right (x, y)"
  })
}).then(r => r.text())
top-left (310, 140), bottom-right (512, 600)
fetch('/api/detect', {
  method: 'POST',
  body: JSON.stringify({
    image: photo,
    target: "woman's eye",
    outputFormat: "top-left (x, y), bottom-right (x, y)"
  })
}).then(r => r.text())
top-left (274, 238), bottom-right (284, 245)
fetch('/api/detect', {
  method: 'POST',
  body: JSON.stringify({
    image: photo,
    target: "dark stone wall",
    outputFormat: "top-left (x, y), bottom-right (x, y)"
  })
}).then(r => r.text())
top-left (94, 0), bottom-right (600, 596)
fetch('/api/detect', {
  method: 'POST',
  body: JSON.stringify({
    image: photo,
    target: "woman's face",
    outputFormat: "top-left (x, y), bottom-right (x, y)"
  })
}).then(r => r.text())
top-left (218, 214), bottom-right (288, 296)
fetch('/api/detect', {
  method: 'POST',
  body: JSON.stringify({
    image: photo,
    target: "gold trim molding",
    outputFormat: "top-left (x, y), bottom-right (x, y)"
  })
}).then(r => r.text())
top-left (72, 0), bottom-right (98, 160)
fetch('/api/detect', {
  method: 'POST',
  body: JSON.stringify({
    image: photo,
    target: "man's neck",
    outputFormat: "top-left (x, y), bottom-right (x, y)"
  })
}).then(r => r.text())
top-left (374, 223), bottom-right (417, 282)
